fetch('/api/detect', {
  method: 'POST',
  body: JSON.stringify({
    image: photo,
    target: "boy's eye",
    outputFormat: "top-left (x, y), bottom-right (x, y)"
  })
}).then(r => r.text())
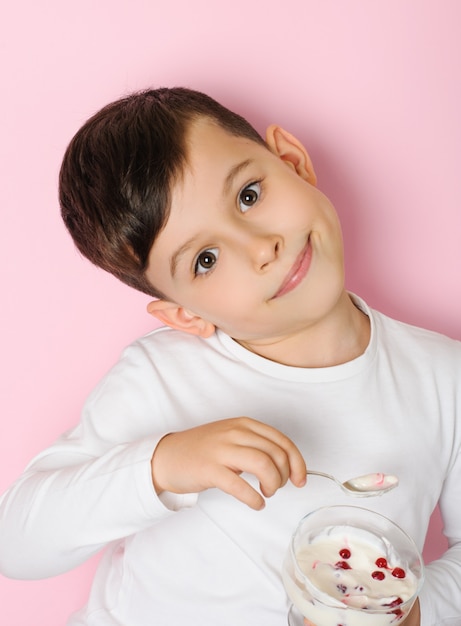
top-left (238, 181), bottom-right (261, 213)
top-left (194, 248), bottom-right (219, 275)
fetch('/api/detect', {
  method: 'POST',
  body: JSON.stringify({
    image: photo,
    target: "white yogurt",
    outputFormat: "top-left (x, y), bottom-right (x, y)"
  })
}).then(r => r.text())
top-left (282, 525), bottom-right (418, 626)
top-left (346, 473), bottom-right (399, 493)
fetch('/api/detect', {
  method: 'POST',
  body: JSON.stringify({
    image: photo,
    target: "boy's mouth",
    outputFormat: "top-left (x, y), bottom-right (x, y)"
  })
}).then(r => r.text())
top-left (272, 236), bottom-right (312, 299)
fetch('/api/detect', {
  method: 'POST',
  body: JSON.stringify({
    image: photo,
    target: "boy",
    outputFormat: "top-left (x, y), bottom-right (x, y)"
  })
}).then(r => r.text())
top-left (0, 88), bottom-right (460, 626)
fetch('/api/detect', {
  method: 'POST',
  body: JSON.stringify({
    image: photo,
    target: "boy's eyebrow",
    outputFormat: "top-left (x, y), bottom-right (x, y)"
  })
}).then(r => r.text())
top-left (222, 159), bottom-right (253, 198)
top-left (170, 159), bottom-right (255, 278)
top-left (170, 235), bottom-right (199, 278)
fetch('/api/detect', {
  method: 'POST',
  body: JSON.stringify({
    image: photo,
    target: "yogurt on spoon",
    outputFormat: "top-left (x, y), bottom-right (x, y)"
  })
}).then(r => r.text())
top-left (344, 473), bottom-right (399, 494)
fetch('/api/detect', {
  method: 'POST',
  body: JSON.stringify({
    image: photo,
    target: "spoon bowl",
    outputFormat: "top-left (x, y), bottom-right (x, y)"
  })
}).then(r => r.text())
top-left (306, 470), bottom-right (399, 497)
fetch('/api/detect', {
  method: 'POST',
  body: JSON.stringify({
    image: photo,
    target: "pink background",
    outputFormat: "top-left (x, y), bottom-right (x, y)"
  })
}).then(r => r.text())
top-left (1, 1), bottom-right (460, 623)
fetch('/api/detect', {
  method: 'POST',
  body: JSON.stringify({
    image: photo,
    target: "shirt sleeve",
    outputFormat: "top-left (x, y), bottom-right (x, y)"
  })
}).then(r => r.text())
top-left (419, 542), bottom-right (461, 625)
top-left (0, 340), bottom-right (198, 579)
top-left (419, 438), bottom-right (461, 626)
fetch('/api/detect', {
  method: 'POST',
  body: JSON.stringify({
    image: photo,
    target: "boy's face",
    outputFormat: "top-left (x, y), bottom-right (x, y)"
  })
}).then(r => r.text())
top-left (146, 118), bottom-right (345, 348)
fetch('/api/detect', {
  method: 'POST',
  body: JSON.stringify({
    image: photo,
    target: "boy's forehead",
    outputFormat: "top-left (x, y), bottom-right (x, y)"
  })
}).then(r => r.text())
top-left (172, 118), bottom-right (271, 199)
top-left (169, 120), bottom-right (270, 215)
top-left (184, 117), bottom-right (267, 167)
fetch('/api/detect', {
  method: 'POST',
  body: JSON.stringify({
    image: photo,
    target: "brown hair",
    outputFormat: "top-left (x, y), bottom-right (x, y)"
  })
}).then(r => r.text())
top-left (59, 87), bottom-right (265, 297)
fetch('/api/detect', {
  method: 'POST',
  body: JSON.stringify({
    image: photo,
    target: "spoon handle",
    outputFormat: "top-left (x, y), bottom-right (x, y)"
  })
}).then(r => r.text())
top-left (306, 469), bottom-right (338, 483)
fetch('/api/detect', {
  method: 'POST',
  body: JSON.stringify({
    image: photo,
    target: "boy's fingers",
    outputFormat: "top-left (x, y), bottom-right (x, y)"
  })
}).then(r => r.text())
top-left (219, 444), bottom-right (301, 503)
top-left (211, 418), bottom-right (308, 499)
top-left (239, 440), bottom-right (291, 490)
top-left (237, 418), bottom-right (307, 486)
top-left (215, 467), bottom-right (266, 510)
top-left (220, 444), bottom-right (288, 499)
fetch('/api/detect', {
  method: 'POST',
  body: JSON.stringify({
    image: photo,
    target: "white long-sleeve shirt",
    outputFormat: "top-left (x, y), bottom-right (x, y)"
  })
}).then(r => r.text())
top-left (1, 297), bottom-right (460, 625)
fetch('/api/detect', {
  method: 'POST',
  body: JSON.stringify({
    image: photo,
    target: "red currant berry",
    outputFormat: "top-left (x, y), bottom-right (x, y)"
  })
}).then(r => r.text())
top-left (371, 570), bottom-right (385, 580)
top-left (375, 557), bottom-right (388, 568)
top-left (385, 597), bottom-right (404, 608)
top-left (335, 561), bottom-right (351, 570)
top-left (339, 548), bottom-right (351, 559)
top-left (392, 567), bottom-right (406, 579)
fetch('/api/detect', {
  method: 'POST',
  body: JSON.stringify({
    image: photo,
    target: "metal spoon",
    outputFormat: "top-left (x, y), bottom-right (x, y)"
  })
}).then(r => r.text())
top-left (306, 470), bottom-right (399, 497)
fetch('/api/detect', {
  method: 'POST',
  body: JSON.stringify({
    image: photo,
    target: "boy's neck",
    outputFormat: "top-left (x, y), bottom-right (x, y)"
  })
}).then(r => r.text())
top-left (235, 293), bottom-right (371, 368)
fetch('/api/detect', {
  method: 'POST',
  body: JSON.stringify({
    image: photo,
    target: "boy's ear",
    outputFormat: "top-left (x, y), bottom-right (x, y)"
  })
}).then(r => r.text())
top-left (265, 125), bottom-right (317, 186)
top-left (146, 299), bottom-right (216, 338)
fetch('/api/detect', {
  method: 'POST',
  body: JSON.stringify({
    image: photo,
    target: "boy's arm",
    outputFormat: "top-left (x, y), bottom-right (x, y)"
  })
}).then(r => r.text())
top-left (418, 534), bottom-right (461, 624)
top-left (417, 413), bottom-right (461, 626)
top-left (0, 433), bottom-right (169, 578)
top-left (0, 419), bottom-right (305, 580)
top-left (0, 341), bottom-right (181, 578)
top-left (0, 340), bottom-right (306, 580)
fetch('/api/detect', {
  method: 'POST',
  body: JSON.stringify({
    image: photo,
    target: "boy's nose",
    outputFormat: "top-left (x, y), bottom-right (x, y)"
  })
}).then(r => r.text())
top-left (247, 234), bottom-right (281, 272)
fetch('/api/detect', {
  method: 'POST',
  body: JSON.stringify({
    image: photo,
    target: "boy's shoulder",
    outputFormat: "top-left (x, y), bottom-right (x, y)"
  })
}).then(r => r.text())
top-left (124, 325), bottom-right (224, 369)
top-left (136, 324), bottom-right (216, 352)
top-left (373, 306), bottom-right (461, 365)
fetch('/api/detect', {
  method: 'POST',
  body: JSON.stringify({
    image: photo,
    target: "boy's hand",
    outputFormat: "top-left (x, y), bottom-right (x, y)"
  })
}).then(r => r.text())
top-left (151, 417), bottom-right (307, 510)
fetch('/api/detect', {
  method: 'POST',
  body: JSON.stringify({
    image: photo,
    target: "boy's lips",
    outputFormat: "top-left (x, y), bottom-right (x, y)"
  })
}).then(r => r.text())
top-left (272, 237), bottom-right (312, 298)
